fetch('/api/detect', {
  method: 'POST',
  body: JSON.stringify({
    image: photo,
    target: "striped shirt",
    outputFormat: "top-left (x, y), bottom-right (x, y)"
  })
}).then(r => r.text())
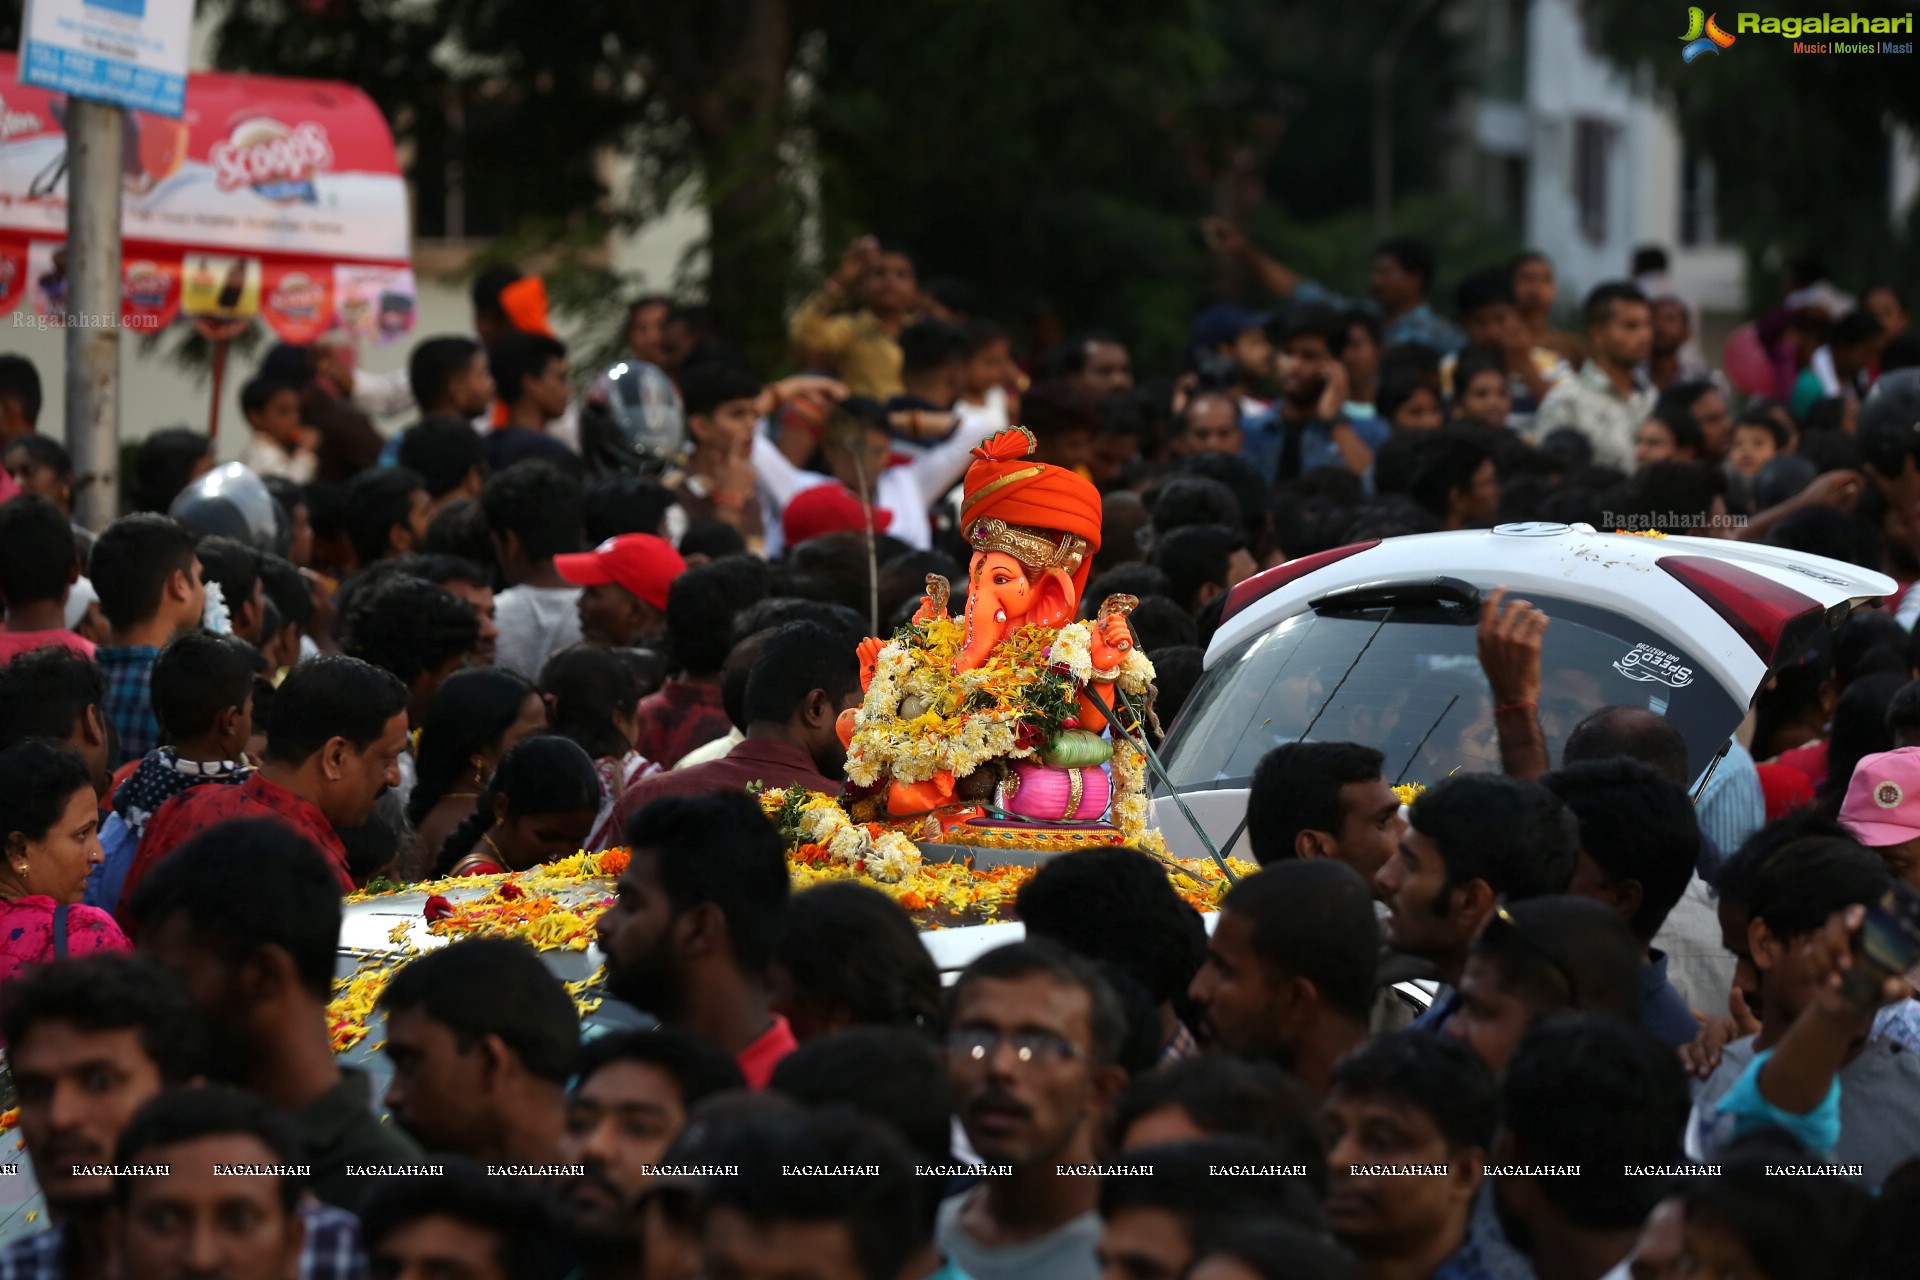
top-left (1695, 739), bottom-right (1767, 863)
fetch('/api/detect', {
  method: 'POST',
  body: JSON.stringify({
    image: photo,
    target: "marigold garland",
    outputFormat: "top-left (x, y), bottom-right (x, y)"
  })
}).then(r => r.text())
top-left (324, 830), bottom-right (1245, 1054)
top-left (330, 848), bottom-right (631, 1053)
top-left (762, 786), bottom-right (924, 883)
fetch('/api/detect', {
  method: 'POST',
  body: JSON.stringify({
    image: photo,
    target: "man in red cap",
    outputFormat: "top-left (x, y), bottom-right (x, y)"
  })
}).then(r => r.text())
top-left (780, 484), bottom-right (894, 550)
top-left (555, 533), bottom-right (687, 649)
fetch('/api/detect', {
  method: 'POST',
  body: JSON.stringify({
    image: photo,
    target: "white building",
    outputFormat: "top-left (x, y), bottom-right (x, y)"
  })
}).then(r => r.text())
top-left (1452, 0), bottom-right (1745, 315)
top-left (1454, 0), bottom-right (1920, 329)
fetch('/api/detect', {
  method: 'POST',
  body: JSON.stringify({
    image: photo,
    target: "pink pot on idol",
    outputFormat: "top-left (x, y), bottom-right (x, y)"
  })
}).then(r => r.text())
top-left (1001, 761), bottom-right (1111, 823)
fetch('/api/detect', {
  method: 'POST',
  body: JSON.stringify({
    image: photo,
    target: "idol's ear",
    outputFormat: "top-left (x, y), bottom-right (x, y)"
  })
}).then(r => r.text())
top-left (1027, 567), bottom-right (1079, 630)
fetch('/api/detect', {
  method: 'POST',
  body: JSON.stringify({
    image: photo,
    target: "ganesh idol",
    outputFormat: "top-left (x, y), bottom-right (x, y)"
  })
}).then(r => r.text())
top-left (838, 427), bottom-right (1163, 852)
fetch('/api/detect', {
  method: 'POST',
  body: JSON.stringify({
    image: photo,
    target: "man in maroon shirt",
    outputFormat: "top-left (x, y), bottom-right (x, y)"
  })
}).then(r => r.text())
top-left (121, 655), bottom-right (410, 912)
top-left (596, 790), bottom-right (795, 1087)
top-left (613, 622), bottom-right (858, 826)
top-left (632, 558), bottom-right (769, 768)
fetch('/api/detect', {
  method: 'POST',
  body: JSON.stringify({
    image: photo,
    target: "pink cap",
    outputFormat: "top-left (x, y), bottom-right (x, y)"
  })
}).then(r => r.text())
top-left (1839, 747), bottom-right (1920, 847)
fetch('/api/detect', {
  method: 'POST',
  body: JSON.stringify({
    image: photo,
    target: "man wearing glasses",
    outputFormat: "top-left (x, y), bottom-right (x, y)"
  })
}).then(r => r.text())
top-left (936, 941), bottom-right (1129, 1280)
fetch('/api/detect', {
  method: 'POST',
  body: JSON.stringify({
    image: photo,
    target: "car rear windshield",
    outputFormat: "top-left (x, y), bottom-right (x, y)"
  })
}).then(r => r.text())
top-left (1159, 593), bottom-right (1745, 792)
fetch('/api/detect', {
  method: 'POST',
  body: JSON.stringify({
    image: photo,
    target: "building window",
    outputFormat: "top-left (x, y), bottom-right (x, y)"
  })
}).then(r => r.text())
top-left (1680, 151), bottom-right (1718, 246)
top-left (1573, 117), bottom-right (1614, 244)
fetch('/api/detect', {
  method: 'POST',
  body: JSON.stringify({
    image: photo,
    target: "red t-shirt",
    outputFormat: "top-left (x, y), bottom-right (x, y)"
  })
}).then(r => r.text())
top-left (1772, 739), bottom-right (1829, 792)
top-left (736, 1015), bottom-right (798, 1090)
top-left (0, 629), bottom-right (94, 664)
top-left (119, 773), bottom-right (353, 920)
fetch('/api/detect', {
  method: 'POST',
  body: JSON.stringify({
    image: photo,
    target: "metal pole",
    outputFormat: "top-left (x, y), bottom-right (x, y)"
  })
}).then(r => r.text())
top-left (208, 338), bottom-right (229, 444)
top-left (64, 98), bottom-right (124, 530)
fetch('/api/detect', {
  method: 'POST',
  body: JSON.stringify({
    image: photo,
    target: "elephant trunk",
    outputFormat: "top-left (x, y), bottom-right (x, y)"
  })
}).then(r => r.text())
top-left (955, 587), bottom-right (1003, 672)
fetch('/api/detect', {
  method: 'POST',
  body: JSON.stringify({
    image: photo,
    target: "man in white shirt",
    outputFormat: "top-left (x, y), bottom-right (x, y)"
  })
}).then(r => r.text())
top-left (480, 461), bottom-right (585, 679)
top-left (1531, 284), bottom-right (1656, 473)
top-left (752, 396), bottom-right (999, 557)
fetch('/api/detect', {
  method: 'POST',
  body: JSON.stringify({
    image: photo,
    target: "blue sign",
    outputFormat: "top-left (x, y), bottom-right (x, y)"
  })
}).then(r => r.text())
top-left (19, 0), bottom-right (192, 118)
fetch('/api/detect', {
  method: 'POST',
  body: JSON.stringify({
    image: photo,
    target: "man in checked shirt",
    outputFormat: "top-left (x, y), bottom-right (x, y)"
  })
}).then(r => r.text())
top-left (0, 955), bottom-right (364, 1280)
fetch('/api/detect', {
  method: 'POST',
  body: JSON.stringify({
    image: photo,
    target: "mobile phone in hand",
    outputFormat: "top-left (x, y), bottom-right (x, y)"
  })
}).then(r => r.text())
top-left (1845, 883), bottom-right (1920, 1007)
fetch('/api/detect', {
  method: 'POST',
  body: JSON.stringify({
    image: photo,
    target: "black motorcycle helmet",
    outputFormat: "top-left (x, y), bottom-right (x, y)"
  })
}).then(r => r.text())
top-left (1859, 368), bottom-right (1920, 479)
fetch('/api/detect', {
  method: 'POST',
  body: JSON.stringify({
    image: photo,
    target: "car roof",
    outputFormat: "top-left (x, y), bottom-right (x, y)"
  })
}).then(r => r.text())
top-left (1210, 525), bottom-right (1896, 700)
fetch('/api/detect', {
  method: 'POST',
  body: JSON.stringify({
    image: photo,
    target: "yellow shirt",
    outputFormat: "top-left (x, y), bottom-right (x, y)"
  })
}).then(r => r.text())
top-left (788, 288), bottom-right (905, 398)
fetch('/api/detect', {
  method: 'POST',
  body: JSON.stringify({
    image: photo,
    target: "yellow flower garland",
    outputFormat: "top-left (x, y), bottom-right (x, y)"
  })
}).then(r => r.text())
top-left (323, 832), bottom-right (1251, 1056)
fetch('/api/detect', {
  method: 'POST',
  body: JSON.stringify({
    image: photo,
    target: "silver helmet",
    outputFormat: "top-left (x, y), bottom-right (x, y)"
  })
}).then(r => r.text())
top-left (587, 359), bottom-right (684, 460)
top-left (168, 461), bottom-right (288, 555)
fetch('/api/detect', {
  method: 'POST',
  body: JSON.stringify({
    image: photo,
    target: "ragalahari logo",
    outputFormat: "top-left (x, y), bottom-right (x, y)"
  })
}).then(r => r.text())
top-left (1681, 7), bottom-right (1737, 60)
top-left (210, 119), bottom-right (333, 203)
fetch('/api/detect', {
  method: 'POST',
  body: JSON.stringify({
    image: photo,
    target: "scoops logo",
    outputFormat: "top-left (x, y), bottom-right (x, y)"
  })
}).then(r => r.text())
top-left (123, 262), bottom-right (171, 308)
top-left (1681, 7), bottom-right (1737, 61)
top-left (210, 119), bottom-right (333, 203)
top-left (268, 272), bottom-right (325, 320)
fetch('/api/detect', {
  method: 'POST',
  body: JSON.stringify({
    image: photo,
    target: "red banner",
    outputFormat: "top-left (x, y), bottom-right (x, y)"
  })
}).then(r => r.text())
top-left (0, 56), bottom-right (408, 265)
top-left (0, 59), bottom-right (410, 339)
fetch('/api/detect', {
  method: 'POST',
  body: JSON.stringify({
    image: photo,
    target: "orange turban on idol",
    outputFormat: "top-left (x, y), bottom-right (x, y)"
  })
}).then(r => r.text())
top-left (960, 427), bottom-right (1103, 595)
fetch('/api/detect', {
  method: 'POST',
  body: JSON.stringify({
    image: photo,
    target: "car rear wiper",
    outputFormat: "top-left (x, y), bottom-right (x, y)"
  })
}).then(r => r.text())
top-left (1310, 576), bottom-right (1482, 617)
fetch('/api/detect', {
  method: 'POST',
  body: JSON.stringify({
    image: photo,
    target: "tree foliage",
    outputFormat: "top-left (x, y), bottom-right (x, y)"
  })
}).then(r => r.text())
top-left (804, 0), bottom-right (1471, 369)
top-left (198, 0), bottom-right (1486, 373)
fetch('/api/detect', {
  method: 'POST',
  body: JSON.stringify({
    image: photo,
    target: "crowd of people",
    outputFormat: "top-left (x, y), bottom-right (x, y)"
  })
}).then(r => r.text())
top-left (0, 232), bottom-right (1915, 1280)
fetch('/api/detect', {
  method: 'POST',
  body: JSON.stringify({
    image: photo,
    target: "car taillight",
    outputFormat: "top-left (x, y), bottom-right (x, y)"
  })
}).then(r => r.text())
top-left (1220, 540), bottom-right (1380, 624)
top-left (1658, 555), bottom-right (1824, 666)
